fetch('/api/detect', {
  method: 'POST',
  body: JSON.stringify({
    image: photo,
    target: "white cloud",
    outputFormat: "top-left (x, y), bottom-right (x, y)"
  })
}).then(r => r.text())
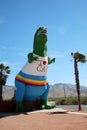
top-left (49, 51), bottom-right (65, 59)
top-left (0, 44), bottom-right (10, 55)
top-left (18, 48), bottom-right (29, 57)
top-left (0, 45), bottom-right (30, 57)
top-left (0, 61), bottom-right (18, 67)
top-left (0, 61), bottom-right (21, 72)
top-left (0, 45), bottom-right (8, 51)
top-left (0, 17), bottom-right (6, 24)
top-left (58, 26), bottom-right (67, 35)
top-left (10, 46), bottom-right (30, 57)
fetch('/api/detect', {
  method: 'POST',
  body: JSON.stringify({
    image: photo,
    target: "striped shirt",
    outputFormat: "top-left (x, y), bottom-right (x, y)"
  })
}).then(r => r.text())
top-left (15, 71), bottom-right (48, 86)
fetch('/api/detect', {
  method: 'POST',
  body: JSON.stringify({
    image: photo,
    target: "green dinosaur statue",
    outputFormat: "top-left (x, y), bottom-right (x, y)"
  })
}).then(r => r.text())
top-left (15, 27), bottom-right (55, 112)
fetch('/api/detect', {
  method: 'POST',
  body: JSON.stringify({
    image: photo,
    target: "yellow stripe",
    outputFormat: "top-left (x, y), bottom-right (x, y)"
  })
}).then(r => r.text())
top-left (16, 75), bottom-right (48, 85)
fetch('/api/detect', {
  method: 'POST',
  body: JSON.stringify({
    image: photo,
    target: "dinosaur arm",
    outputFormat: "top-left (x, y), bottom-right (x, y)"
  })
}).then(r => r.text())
top-left (48, 57), bottom-right (55, 64)
top-left (28, 53), bottom-right (38, 63)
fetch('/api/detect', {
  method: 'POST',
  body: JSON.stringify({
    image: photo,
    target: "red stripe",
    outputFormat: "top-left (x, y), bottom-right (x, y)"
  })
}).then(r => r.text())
top-left (15, 78), bottom-right (48, 87)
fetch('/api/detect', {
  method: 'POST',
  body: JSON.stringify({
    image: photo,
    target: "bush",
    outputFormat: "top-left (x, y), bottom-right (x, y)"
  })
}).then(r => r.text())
top-left (48, 96), bottom-right (87, 105)
top-left (81, 96), bottom-right (87, 105)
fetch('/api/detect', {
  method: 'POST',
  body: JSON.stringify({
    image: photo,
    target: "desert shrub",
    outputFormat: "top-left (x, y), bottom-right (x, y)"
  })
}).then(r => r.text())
top-left (81, 96), bottom-right (87, 105)
top-left (49, 96), bottom-right (87, 105)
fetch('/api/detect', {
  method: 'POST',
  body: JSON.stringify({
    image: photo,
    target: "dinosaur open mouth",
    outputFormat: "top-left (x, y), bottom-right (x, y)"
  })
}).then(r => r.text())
top-left (40, 29), bottom-right (47, 35)
top-left (37, 28), bottom-right (47, 36)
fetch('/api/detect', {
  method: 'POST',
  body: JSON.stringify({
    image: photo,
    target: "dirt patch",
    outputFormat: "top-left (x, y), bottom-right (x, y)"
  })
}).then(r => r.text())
top-left (0, 111), bottom-right (87, 130)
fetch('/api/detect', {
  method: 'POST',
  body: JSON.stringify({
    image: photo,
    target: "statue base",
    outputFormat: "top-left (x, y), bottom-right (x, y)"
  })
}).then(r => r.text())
top-left (0, 100), bottom-right (41, 113)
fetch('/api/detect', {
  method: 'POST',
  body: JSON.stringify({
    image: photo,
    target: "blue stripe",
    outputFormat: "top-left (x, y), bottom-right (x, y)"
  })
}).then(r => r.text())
top-left (18, 71), bottom-right (47, 81)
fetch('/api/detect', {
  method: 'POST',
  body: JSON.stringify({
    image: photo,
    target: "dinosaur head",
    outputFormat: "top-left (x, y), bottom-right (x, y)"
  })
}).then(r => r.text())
top-left (33, 27), bottom-right (47, 57)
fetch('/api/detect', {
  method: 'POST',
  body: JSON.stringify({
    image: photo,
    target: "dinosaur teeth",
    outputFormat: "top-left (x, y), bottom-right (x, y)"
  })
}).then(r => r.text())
top-left (37, 30), bottom-right (47, 36)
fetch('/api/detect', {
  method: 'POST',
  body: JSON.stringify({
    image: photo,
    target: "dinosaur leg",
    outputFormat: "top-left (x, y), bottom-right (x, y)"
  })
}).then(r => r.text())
top-left (16, 101), bottom-right (24, 112)
top-left (15, 80), bottom-right (25, 112)
top-left (41, 99), bottom-right (55, 109)
top-left (41, 84), bottom-right (55, 109)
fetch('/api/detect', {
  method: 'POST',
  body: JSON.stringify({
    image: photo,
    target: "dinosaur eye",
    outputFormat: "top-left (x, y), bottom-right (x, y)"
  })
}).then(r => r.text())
top-left (37, 30), bottom-right (42, 36)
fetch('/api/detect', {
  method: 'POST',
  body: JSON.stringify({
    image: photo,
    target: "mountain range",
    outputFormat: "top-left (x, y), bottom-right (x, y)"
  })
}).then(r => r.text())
top-left (48, 83), bottom-right (87, 98)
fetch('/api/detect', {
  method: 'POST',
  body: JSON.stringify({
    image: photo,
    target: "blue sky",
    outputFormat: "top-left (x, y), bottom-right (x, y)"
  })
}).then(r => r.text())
top-left (0, 0), bottom-right (87, 87)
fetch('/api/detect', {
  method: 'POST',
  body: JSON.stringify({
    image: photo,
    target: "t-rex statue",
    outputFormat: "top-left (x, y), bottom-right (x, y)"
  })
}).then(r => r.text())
top-left (15, 27), bottom-right (55, 112)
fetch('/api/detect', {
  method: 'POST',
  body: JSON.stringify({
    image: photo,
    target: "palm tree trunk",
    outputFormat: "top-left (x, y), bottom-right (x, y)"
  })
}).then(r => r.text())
top-left (0, 85), bottom-right (2, 100)
top-left (0, 73), bottom-right (7, 100)
top-left (74, 59), bottom-right (81, 111)
top-left (0, 73), bottom-right (3, 100)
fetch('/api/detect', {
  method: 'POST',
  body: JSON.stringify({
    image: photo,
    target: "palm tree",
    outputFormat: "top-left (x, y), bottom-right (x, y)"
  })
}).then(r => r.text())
top-left (71, 52), bottom-right (87, 111)
top-left (0, 63), bottom-right (11, 100)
